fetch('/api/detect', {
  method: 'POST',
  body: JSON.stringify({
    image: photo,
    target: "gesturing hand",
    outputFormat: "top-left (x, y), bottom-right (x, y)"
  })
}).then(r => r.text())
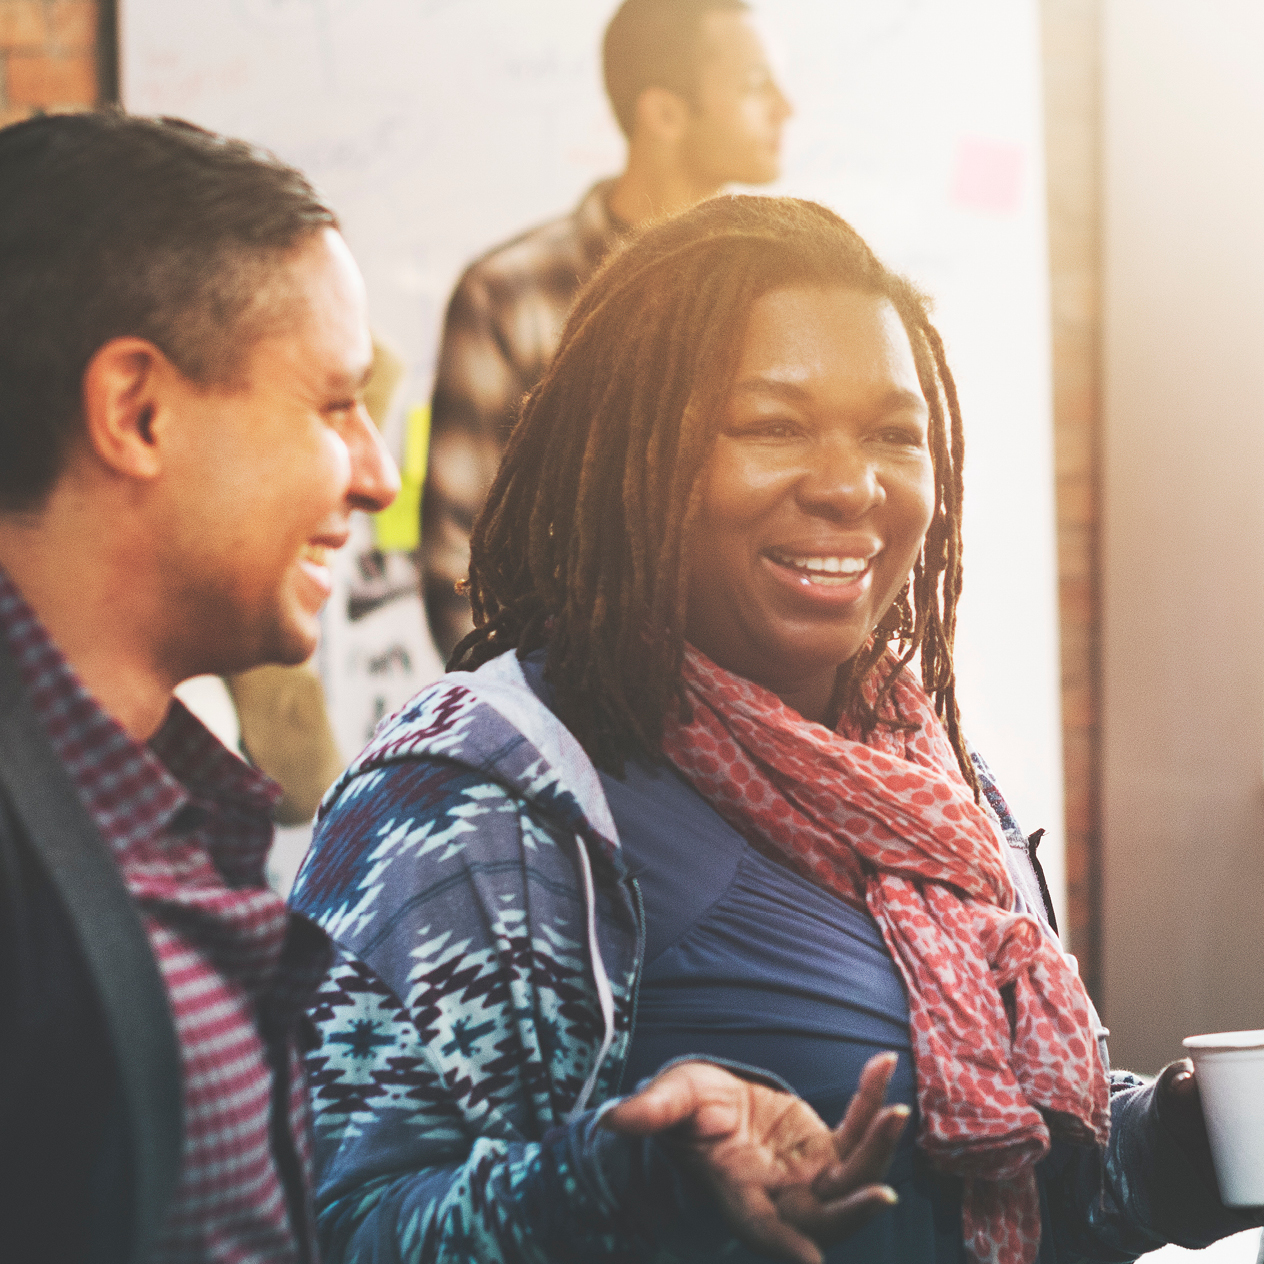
top-left (603, 1052), bottom-right (910, 1264)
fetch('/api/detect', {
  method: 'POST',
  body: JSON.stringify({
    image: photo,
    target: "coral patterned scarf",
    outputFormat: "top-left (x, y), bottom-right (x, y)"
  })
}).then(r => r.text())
top-left (660, 646), bottom-right (1110, 1264)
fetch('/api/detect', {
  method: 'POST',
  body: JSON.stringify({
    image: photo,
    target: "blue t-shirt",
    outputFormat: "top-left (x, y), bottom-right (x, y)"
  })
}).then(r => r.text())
top-left (520, 654), bottom-right (966, 1261)
top-left (604, 753), bottom-right (967, 1263)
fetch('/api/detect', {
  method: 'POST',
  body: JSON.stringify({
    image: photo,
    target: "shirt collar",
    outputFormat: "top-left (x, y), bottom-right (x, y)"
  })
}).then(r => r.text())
top-left (0, 565), bottom-right (280, 862)
top-left (578, 178), bottom-right (632, 262)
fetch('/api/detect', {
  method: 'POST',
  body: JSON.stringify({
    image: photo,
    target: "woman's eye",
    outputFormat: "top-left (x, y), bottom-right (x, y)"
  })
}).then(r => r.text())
top-left (876, 425), bottom-right (925, 447)
top-left (736, 418), bottom-right (800, 439)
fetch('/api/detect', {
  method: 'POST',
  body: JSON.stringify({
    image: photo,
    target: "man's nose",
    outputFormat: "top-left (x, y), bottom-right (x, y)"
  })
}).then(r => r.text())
top-left (346, 403), bottom-right (400, 514)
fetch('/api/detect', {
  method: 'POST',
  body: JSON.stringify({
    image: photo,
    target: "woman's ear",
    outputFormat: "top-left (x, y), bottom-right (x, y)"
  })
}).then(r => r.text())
top-left (80, 337), bottom-right (172, 481)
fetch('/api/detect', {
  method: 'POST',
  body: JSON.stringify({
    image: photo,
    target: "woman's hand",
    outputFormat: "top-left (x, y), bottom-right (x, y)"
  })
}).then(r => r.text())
top-left (1155, 1058), bottom-right (1213, 1161)
top-left (603, 1051), bottom-right (910, 1264)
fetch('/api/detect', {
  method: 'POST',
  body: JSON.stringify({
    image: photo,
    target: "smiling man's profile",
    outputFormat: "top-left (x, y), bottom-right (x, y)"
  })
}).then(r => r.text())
top-left (0, 110), bottom-right (397, 1263)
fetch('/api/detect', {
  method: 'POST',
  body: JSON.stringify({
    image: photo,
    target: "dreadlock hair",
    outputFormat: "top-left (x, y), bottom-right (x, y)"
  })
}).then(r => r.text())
top-left (453, 195), bottom-right (978, 797)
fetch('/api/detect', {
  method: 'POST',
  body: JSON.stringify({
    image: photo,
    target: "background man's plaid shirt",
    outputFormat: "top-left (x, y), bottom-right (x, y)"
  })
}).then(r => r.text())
top-left (0, 566), bottom-right (330, 1263)
top-left (421, 178), bottom-right (627, 657)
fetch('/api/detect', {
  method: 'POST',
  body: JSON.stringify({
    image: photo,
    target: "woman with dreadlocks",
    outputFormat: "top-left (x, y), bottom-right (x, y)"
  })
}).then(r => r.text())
top-left (292, 197), bottom-right (1253, 1264)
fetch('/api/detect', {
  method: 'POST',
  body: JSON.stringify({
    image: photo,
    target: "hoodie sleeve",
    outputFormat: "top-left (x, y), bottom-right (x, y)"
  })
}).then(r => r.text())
top-left (291, 757), bottom-right (733, 1264)
top-left (303, 946), bottom-right (739, 1264)
top-left (1041, 1069), bottom-right (1262, 1260)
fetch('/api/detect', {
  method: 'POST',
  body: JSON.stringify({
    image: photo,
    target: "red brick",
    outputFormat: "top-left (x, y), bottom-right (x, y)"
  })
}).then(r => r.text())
top-left (49, 0), bottom-right (95, 50)
top-left (6, 49), bottom-right (96, 106)
top-left (0, 1), bottom-right (46, 49)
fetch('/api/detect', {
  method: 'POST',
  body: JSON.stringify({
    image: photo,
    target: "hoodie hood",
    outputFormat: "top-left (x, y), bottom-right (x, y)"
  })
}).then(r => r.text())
top-left (316, 651), bottom-right (621, 869)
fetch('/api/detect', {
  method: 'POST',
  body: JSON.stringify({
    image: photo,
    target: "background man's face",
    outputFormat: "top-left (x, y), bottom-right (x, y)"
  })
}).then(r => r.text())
top-left (679, 11), bottom-right (792, 187)
top-left (154, 227), bottom-right (397, 674)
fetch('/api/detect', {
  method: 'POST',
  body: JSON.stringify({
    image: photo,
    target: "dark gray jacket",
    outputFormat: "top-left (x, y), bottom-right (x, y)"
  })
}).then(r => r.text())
top-left (0, 635), bottom-right (182, 1264)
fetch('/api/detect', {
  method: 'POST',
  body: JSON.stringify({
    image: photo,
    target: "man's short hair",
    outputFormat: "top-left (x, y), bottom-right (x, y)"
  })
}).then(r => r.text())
top-left (602, 0), bottom-right (749, 138)
top-left (0, 111), bottom-right (337, 511)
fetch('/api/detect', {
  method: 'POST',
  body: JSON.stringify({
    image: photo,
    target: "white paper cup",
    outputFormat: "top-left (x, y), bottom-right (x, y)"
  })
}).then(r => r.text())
top-left (1183, 1029), bottom-right (1264, 1206)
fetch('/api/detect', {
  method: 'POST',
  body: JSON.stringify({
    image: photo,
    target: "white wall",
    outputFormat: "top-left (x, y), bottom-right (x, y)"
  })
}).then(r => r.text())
top-left (1102, 0), bottom-right (1264, 1071)
top-left (121, 0), bottom-right (1065, 921)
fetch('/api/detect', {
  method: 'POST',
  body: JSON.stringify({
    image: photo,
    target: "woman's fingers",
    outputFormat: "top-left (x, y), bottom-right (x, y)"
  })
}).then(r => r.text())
top-left (1155, 1058), bottom-right (1212, 1157)
top-left (602, 1057), bottom-right (905, 1259)
top-left (809, 1051), bottom-right (908, 1200)
top-left (715, 1180), bottom-right (827, 1264)
top-left (813, 1103), bottom-right (910, 1200)
top-left (776, 1180), bottom-right (899, 1244)
top-left (830, 1052), bottom-right (897, 1156)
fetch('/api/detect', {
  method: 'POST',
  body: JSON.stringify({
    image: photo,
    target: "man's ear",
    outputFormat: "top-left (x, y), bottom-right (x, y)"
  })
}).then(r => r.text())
top-left (80, 337), bottom-right (175, 481)
top-left (632, 85), bottom-right (692, 146)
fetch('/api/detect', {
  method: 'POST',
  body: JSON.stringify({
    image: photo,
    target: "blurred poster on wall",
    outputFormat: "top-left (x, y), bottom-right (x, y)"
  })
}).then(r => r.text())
top-left (121, 0), bottom-right (1064, 920)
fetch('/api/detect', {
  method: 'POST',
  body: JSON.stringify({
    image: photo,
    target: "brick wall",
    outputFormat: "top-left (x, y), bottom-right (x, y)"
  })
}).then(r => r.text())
top-left (1040, 0), bottom-right (1103, 1000)
top-left (0, 0), bottom-right (106, 125)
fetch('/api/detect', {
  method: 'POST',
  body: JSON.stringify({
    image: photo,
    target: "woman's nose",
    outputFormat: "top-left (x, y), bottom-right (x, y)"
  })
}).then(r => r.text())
top-left (347, 402), bottom-right (401, 514)
top-left (796, 437), bottom-right (884, 519)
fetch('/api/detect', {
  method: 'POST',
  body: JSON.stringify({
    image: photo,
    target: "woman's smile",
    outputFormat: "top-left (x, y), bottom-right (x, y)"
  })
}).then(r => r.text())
top-left (684, 285), bottom-right (935, 722)
top-left (762, 546), bottom-right (876, 595)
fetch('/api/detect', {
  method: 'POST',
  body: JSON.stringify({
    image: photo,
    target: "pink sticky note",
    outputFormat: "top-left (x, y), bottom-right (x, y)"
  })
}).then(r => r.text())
top-left (949, 139), bottom-right (1024, 214)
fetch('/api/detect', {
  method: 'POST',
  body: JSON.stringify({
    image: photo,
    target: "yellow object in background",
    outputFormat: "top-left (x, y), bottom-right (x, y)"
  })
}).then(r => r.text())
top-left (373, 402), bottom-right (429, 552)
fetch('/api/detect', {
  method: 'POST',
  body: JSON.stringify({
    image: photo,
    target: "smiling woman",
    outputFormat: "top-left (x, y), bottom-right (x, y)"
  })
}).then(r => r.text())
top-left (684, 287), bottom-right (935, 725)
top-left (290, 197), bottom-right (1255, 1264)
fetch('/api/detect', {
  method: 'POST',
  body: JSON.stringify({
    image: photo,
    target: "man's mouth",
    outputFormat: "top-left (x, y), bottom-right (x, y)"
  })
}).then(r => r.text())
top-left (765, 551), bottom-right (871, 586)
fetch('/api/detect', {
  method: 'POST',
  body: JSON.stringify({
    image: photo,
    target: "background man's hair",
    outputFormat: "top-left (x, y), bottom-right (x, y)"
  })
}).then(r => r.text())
top-left (455, 195), bottom-right (978, 796)
top-left (602, 0), bottom-right (750, 138)
top-left (0, 110), bottom-right (337, 511)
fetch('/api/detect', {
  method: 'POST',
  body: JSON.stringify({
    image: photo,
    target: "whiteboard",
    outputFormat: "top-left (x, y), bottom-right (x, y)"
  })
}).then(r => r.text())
top-left (122, 0), bottom-right (1066, 923)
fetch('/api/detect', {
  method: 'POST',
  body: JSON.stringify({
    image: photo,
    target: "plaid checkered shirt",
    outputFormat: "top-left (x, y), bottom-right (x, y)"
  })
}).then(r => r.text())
top-left (0, 566), bottom-right (330, 1263)
top-left (421, 178), bottom-right (629, 657)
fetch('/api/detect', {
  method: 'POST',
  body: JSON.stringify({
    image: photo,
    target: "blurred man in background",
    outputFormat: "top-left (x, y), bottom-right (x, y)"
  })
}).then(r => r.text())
top-left (0, 112), bottom-right (396, 1263)
top-left (421, 0), bottom-right (792, 657)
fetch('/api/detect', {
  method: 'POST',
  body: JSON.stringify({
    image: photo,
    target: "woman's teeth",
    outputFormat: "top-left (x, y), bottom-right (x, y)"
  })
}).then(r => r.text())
top-left (770, 553), bottom-right (869, 585)
top-left (302, 545), bottom-right (329, 567)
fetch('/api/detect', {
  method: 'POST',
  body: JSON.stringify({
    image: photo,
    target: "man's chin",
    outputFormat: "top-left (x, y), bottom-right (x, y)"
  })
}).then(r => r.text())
top-left (270, 629), bottom-right (320, 669)
top-left (247, 614), bottom-right (321, 672)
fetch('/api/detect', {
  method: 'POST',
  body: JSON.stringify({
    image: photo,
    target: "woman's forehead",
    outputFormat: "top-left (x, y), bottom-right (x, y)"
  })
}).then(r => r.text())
top-left (731, 286), bottom-right (921, 396)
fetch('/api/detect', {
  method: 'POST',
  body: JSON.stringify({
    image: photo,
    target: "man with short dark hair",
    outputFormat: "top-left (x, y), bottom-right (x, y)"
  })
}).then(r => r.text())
top-left (421, 0), bottom-right (792, 658)
top-left (0, 111), bottom-right (397, 1263)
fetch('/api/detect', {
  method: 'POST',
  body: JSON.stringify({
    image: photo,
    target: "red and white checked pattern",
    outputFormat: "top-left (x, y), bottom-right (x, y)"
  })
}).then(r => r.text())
top-left (0, 568), bottom-right (325, 1263)
top-left (662, 646), bottom-right (1111, 1264)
